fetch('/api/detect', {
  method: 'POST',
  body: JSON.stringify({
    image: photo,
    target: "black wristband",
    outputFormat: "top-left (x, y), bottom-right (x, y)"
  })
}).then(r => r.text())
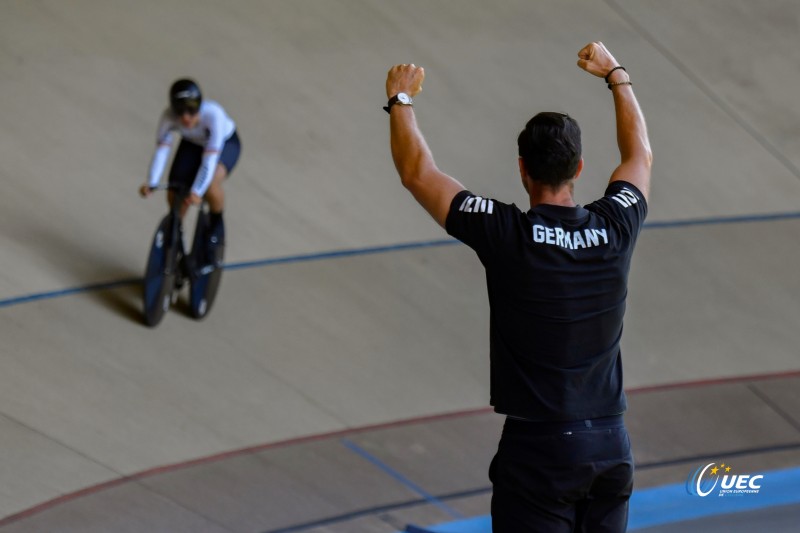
top-left (604, 65), bottom-right (626, 83)
top-left (383, 94), bottom-right (401, 114)
top-left (383, 96), bottom-right (397, 114)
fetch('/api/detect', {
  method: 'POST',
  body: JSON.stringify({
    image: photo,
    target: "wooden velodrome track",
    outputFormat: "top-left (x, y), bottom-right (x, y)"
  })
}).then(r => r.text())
top-left (1, 1), bottom-right (799, 531)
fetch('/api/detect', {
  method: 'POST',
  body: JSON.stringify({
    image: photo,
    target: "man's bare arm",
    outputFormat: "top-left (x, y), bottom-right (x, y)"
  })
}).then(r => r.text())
top-left (387, 64), bottom-right (465, 228)
top-left (577, 42), bottom-right (652, 200)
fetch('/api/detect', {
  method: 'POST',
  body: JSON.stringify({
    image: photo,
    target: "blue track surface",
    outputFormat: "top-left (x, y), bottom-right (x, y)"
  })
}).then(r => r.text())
top-left (400, 466), bottom-right (800, 532)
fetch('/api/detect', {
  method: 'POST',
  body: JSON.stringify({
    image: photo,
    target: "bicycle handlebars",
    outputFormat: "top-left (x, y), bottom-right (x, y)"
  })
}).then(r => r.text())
top-left (148, 184), bottom-right (188, 193)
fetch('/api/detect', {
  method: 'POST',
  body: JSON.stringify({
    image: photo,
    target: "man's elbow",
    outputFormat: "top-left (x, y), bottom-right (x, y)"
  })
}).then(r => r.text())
top-left (397, 161), bottom-right (432, 191)
top-left (630, 144), bottom-right (653, 170)
top-left (639, 133), bottom-right (653, 167)
top-left (397, 167), bottom-right (419, 191)
top-left (643, 147), bottom-right (653, 169)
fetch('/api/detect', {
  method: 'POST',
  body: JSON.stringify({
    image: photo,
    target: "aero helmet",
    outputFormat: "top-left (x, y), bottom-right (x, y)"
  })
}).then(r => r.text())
top-left (169, 78), bottom-right (202, 115)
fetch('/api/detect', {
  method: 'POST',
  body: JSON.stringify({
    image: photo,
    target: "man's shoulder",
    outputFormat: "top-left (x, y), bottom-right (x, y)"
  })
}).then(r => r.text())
top-left (446, 191), bottom-right (526, 253)
top-left (585, 180), bottom-right (648, 229)
top-left (587, 181), bottom-right (647, 210)
top-left (447, 191), bottom-right (525, 233)
top-left (450, 190), bottom-right (521, 217)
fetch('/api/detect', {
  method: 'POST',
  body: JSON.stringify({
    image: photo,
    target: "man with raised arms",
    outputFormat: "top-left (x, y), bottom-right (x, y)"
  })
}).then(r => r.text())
top-left (384, 41), bottom-right (652, 531)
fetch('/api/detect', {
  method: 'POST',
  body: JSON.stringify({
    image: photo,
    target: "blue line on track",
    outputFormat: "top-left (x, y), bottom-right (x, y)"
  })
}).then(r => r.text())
top-left (257, 440), bottom-right (800, 532)
top-left (643, 210), bottom-right (800, 229)
top-left (259, 488), bottom-right (489, 533)
top-left (223, 238), bottom-right (458, 272)
top-left (1, 211), bottom-right (799, 309)
top-left (0, 278), bottom-right (141, 308)
top-left (396, 466), bottom-right (800, 533)
top-left (340, 438), bottom-right (464, 520)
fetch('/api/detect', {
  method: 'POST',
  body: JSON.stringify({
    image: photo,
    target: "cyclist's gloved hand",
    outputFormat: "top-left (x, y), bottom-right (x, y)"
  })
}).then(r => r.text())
top-left (185, 192), bottom-right (202, 207)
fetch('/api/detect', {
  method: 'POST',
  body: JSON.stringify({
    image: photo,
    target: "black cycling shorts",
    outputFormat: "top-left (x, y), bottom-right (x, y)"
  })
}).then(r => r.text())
top-left (168, 130), bottom-right (241, 187)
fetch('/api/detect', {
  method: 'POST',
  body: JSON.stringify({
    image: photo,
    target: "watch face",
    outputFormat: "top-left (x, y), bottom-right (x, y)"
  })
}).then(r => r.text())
top-left (397, 93), bottom-right (412, 105)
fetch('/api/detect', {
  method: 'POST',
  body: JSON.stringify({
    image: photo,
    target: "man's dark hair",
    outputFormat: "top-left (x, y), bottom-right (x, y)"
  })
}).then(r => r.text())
top-left (517, 112), bottom-right (582, 187)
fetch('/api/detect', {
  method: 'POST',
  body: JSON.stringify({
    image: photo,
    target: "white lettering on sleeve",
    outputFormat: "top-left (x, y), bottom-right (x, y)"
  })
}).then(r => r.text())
top-left (470, 197), bottom-right (482, 212)
top-left (458, 195), bottom-right (496, 215)
top-left (611, 187), bottom-right (639, 208)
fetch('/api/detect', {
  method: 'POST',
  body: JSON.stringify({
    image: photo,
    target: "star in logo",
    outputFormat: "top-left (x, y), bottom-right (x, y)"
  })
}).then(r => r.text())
top-left (710, 466), bottom-right (719, 475)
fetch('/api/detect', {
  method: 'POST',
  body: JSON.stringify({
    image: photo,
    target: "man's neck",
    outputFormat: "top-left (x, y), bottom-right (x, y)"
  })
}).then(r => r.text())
top-left (528, 181), bottom-right (576, 209)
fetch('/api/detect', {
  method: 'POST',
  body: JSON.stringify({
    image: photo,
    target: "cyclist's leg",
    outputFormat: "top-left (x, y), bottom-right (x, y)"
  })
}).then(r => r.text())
top-left (203, 130), bottom-right (241, 235)
top-left (168, 139), bottom-right (203, 218)
top-left (204, 164), bottom-right (227, 214)
top-left (166, 140), bottom-right (202, 279)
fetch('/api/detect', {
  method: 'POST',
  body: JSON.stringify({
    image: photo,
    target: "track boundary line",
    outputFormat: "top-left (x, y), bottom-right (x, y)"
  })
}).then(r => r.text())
top-left (2, 211), bottom-right (799, 309)
top-left (1, 371), bottom-right (798, 528)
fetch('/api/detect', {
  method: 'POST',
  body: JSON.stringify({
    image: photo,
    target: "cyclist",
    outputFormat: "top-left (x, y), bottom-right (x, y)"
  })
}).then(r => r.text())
top-left (140, 78), bottom-right (241, 263)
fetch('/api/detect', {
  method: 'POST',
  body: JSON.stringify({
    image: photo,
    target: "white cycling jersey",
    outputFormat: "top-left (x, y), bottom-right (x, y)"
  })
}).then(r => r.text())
top-left (147, 100), bottom-right (236, 197)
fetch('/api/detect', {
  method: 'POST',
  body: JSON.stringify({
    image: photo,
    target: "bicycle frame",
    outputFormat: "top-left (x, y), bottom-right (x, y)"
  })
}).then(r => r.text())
top-left (142, 184), bottom-right (224, 326)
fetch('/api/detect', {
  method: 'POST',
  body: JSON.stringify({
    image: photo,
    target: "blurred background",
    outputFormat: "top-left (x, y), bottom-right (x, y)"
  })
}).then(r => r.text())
top-left (0, 1), bottom-right (798, 531)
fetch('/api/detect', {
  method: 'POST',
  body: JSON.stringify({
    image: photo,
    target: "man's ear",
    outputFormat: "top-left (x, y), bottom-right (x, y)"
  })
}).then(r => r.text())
top-left (518, 157), bottom-right (529, 192)
top-left (573, 157), bottom-right (585, 181)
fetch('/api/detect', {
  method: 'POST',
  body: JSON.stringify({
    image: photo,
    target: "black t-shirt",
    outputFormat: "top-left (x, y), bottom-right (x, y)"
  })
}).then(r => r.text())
top-left (446, 181), bottom-right (648, 421)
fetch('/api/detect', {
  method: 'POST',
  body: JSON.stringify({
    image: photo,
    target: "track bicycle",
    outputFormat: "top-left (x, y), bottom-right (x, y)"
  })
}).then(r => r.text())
top-left (142, 184), bottom-right (225, 326)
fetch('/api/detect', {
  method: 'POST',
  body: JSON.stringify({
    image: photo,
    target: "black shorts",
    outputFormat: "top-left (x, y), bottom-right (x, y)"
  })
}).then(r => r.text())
top-left (168, 130), bottom-right (242, 187)
top-left (489, 415), bottom-right (634, 533)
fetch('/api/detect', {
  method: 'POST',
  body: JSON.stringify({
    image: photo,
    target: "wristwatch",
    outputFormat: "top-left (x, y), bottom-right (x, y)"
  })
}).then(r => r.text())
top-left (383, 92), bottom-right (413, 114)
